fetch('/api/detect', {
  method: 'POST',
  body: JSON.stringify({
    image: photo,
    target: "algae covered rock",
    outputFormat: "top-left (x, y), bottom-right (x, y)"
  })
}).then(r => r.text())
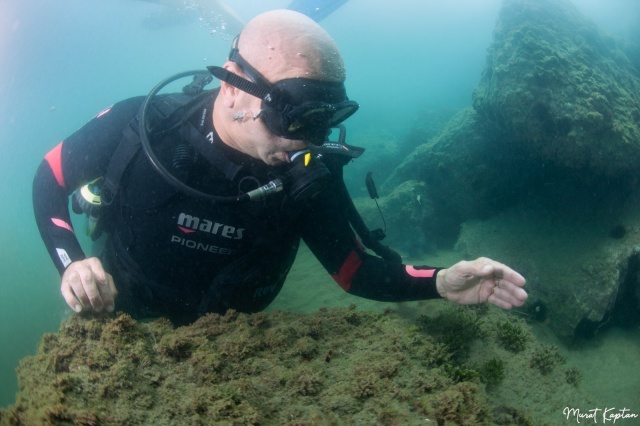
top-left (376, 0), bottom-right (640, 339)
top-left (0, 309), bottom-right (483, 425)
top-left (473, 0), bottom-right (640, 176)
top-left (384, 0), bottom-right (640, 242)
top-left (0, 305), bottom-right (593, 425)
top-left (382, 108), bottom-right (523, 248)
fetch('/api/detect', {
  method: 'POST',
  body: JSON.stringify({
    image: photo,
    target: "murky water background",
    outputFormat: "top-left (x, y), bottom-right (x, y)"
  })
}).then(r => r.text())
top-left (1, 0), bottom-right (638, 417)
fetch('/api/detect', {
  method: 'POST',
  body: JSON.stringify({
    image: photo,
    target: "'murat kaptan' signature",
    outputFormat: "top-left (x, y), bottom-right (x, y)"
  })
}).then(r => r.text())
top-left (563, 407), bottom-right (638, 423)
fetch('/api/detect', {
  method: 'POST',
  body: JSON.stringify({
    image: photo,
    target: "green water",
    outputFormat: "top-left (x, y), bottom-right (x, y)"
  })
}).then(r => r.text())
top-left (1, 0), bottom-right (638, 420)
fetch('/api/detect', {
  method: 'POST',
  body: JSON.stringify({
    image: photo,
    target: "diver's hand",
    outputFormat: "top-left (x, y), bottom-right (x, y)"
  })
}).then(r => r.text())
top-left (436, 257), bottom-right (527, 309)
top-left (61, 257), bottom-right (117, 313)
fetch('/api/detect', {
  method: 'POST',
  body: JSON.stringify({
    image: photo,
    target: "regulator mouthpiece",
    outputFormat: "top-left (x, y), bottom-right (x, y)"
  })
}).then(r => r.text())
top-left (288, 149), bottom-right (312, 166)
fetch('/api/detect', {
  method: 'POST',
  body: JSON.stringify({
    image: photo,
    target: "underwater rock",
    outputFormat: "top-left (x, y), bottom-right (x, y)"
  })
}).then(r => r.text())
top-left (379, 0), bottom-right (640, 337)
top-left (0, 306), bottom-right (593, 425)
top-left (473, 0), bottom-right (640, 176)
top-left (346, 108), bottom-right (457, 199)
top-left (385, 0), bottom-right (640, 232)
top-left (382, 109), bottom-right (501, 251)
top-left (453, 194), bottom-right (640, 341)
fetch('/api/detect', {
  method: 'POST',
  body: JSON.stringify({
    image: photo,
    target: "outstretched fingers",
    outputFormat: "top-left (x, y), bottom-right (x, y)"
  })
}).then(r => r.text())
top-left (474, 258), bottom-right (527, 309)
top-left (487, 276), bottom-right (528, 309)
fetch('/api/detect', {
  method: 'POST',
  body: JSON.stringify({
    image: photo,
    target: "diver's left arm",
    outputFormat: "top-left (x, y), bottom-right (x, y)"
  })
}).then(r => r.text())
top-left (301, 194), bottom-right (527, 309)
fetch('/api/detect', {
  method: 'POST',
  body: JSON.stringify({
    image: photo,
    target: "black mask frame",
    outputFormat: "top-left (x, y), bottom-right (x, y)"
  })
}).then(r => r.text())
top-left (208, 36), bottom-right (359, 145)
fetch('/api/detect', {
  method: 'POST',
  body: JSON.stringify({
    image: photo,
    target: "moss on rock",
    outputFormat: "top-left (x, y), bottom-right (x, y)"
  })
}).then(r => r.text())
top-left (0, 305), bottom-right (595, 425)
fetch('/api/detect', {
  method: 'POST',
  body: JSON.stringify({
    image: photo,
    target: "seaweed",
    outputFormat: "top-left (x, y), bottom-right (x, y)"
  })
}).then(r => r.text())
top-left (529, 344), bottom-right (566, 375)
top-left (1, 310), bottom-right (468, 425)
top-left (479, 357), bottom-right (506, 389)
top-left (430, 382), bottom-right (490, 426)
top-left (565, 366), bottom-right (583, 387)
top-left (419, 305), bottom-right (486, 362)
top-left (495, 319), bottom-right (529, 353)
top-left (0, 304), bottom-right (592, 425)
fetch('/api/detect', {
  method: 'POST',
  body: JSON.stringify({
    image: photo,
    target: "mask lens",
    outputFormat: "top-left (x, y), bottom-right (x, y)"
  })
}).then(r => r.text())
top-left (288, 105), bottom-right (334, 132)
top-left (279, 101), bottom-right (359, 144)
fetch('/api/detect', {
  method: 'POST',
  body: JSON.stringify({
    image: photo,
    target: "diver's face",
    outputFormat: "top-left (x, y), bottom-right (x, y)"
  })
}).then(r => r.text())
top-left (230, 89), bottom-right (308, 166)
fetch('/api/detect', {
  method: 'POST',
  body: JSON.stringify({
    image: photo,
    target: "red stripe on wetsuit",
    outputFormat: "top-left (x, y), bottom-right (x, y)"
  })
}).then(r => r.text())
top-left (44, 142), bottom-right (65, 188)
top-left (331, 249), bottom-right (362, 291)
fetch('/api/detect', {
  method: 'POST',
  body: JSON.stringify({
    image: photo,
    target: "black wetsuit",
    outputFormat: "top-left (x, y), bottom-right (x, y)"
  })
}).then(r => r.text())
top-left (33, 91), bottom-right (442, 322)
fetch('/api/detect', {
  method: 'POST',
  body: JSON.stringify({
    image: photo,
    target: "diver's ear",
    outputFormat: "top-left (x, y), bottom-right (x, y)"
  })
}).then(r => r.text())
top-left (218, 61), bottom-right (244, 108)
top-left (219, 81), bottom-right (236, 108)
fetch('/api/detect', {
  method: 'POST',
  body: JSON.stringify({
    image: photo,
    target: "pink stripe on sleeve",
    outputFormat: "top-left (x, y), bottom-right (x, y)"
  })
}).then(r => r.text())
top-left (51, 218), bottom-right (75, 234)
top-left (44, 142), bottom-right (65, 188)
top-left (406, 265), bottom-right (436, 278)
top-left (96, 105), bottom-right (112, 118)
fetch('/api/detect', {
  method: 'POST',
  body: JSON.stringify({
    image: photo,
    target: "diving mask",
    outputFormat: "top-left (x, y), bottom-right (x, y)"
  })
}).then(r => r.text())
top-left (208, 37), bottom-right (359, 145)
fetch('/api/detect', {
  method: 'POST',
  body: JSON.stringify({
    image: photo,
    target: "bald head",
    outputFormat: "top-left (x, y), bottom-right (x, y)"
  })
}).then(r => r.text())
top-left (236, 10), bottom-right (345, 83)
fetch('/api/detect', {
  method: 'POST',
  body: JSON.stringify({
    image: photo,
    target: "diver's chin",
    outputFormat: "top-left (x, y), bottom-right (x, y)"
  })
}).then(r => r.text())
top-left (264, 152), bottom-right (289, 166)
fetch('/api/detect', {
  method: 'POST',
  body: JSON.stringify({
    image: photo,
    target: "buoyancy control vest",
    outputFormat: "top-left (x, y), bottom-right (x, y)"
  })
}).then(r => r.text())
top-left (72, 69), bottom-right (402, 263)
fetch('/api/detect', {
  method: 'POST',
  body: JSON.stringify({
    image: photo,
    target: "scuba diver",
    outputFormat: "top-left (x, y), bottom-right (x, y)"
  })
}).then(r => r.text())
top-left (33, 10), bottom-right (527, 324)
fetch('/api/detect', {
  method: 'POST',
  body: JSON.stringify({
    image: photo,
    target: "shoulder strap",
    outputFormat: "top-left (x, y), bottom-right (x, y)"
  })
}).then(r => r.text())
top-left (100, 90), bottom-right (217, 206)
top-left (101, 118), bottom-right (141, 206)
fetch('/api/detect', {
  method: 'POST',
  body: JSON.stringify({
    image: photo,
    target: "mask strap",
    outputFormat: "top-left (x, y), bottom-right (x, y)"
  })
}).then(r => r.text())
top-left (227, 35), bottom-right (273, 89)
top-left (207, 66), bottom-right (272, 103)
